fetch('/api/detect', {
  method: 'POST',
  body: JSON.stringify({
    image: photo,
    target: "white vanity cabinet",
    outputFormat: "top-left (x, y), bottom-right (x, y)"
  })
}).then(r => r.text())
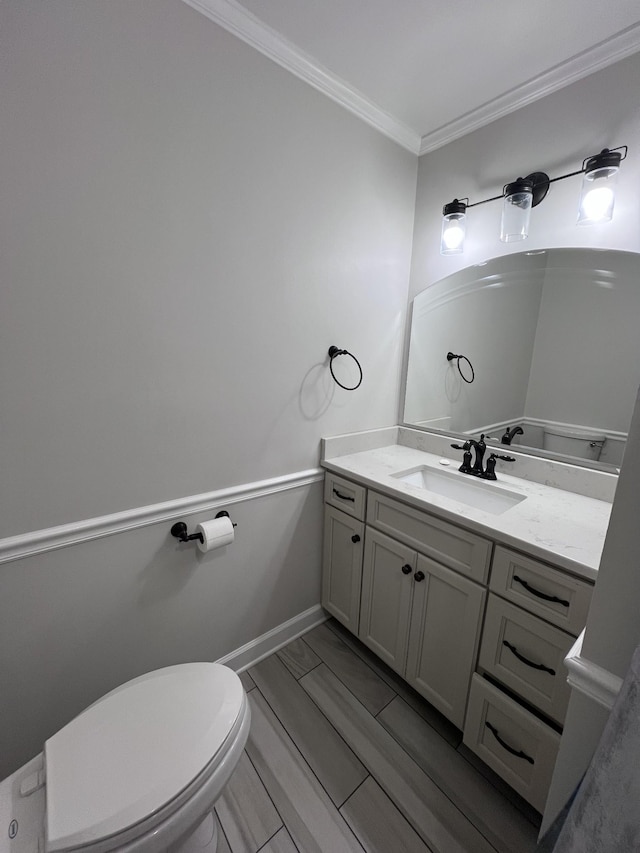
top-left (321, 470), bottom-right (596, 814)
top-left (323, 481), bottom-right (490, 730)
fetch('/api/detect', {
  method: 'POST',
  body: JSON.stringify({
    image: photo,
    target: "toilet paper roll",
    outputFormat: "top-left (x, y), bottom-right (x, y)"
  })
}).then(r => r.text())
top-left (196, 516), bottom-right (235, 552)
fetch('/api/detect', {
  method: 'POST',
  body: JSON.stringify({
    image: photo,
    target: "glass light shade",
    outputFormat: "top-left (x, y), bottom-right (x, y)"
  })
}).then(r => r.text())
top-left (577, 163), bottom-right (619, 224)
top-left (500, 179), bottom-right (533, 243)
top-left (440, 211), bottom-right (466, 255)
top-left (440, 199), bottom-right (467, 255)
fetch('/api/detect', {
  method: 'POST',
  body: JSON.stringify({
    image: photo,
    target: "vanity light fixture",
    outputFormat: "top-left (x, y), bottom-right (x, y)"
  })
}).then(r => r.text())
top-left (440, 146), bottom-right (627, 255)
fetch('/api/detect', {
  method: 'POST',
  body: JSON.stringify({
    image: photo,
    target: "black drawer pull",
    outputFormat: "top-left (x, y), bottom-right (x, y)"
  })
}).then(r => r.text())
top-left (414, 570), bottom-right (425, 582)
top-left (401, 564), bottom-right (412, 575)
top-left (333, 488), bottom-right (355, 502)
top-left (503, 640), bottom-right (556, 675)
top-left (513, 575), bottom-right (570, 607)
top-left (351, 534), bottom-right (361, 543)
top-left (485, 722), bottom-right (535, 765)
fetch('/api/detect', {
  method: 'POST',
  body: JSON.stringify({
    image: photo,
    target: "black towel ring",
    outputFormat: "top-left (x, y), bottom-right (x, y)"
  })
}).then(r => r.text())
top-left (328, 346), bottom-right (363, 391)
top-left (447, 351), bottom-right (475, 384)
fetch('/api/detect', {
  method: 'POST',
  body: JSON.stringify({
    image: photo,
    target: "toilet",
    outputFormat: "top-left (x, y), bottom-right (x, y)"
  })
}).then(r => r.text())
top-left (0, 663), bottom-right (250, 853)
top-left (542, 425), bottom-right (606, 462)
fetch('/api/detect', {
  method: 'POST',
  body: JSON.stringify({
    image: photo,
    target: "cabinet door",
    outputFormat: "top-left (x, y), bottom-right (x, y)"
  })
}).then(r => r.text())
top-left (359, 528), bottom-right (416, 674)
top-left (406, 554), bottom-right (486, 728)
top-left (322, 505), bottom-right (364, 633)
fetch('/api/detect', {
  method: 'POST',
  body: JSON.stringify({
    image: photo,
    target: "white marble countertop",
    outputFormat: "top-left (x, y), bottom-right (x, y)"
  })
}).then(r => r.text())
top-left (322, 443), bottom-right (612, 581)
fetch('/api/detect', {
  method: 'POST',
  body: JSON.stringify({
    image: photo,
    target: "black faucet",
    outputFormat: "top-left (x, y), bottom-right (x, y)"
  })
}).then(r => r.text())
top-left (469, 434), bottom-right (486, 476)
top-left (451, 434), bottom-right (515, 480)
top-left (451, 434), bottom-right (486, 476)
top-left (501, 425), bottom-right (524, 445)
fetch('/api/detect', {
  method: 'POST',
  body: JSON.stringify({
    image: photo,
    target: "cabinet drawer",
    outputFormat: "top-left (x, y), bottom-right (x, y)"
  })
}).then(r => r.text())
top-left (463, 674), bottom-right (560, 813)
top-left (367, 491), bottom-right (492, 583)
top-left (325, 473), bottom-right (367, 520)
top-left (491, 547), bottom-right (592, 635)
top-left (479, 595), bottom-right (574, 725)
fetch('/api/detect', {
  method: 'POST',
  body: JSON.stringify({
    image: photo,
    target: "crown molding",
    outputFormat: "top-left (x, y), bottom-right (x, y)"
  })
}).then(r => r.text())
top-left (180, 0), bottom-right (421, 154)
top-left (419, 23), bottom-right (640, 155)
top-left (180, 1), bottom-right (640, 158)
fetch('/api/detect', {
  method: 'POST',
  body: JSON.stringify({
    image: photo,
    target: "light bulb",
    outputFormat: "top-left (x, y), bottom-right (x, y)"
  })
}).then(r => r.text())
top-left (443, 221), bottom-right (465, 250)
top-left (440, 199), bottom-right (467, 255)
top-left (580, 186), bottom-right (614, 221)
top-left (577, 149), bottom-right (621, 225)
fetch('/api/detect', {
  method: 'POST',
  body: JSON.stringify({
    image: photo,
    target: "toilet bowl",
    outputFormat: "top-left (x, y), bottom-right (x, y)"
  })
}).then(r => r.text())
top-left (0, 663), bottom-right (250, 853)
top-left (542, 425), bottom-right (606, 461)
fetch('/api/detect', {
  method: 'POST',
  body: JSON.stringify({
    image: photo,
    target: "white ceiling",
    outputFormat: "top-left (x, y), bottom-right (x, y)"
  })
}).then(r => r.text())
top-left (183, 0), bottom-right (640, 154)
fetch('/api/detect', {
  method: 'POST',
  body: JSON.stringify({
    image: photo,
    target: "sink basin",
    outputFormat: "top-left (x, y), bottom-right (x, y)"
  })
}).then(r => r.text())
top-left (392, 465), bottom-right (526, 515)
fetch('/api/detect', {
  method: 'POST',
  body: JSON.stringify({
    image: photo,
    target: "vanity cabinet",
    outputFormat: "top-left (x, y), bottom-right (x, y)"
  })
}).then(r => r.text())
top-left (321, 473), bottom-right (594, 813)
top-left (323, 483), bottom-right (489, 730)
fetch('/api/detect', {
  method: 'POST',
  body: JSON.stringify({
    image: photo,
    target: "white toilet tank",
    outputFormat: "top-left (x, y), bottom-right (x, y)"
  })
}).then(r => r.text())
top-left (542, 425), bottom-right (606, 461)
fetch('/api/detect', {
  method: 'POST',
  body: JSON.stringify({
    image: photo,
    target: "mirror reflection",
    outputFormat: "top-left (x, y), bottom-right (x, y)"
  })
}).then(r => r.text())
top-left (403, 249), bottom-right (640, 470)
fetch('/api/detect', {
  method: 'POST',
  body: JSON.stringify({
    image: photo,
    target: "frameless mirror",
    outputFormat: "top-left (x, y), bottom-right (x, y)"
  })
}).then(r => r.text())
top-left (402, 248), bottom-right (640, 471)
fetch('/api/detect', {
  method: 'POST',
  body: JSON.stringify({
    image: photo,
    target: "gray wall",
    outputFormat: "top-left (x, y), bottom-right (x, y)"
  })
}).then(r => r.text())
top-left (0, 0), bottom-right (417, 776)
top-left (0, 0), bottom-right (417, 537)
top-left (525, 250), bottom-right (640, 433)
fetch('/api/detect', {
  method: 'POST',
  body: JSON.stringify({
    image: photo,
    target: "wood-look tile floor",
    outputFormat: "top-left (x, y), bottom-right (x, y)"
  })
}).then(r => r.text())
top-left (215, 619), bottom-right (542, 853)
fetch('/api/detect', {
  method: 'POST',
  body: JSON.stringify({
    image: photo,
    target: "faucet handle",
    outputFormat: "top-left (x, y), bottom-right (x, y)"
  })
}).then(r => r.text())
top-left (481, 453), bottom-right (515, 480)
top-left (450, 442), bottom-right (473, 474)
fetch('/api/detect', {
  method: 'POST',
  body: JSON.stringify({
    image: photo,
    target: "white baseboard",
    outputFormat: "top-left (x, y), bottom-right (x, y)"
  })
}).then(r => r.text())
top-left (217, 604), bottom-right (327, 672)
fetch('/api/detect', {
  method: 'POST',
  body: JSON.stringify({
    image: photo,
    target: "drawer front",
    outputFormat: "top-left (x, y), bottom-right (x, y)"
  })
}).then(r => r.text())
top-left (463, 674), bottom-right (561, 813)
top-left (367, 491), bottom-right (492, 583)
top-left (479, 595), bottom-right (574, 725)
top-left (491, 546), bottom-right (592, 635)
top-left (325, 473), bottom-right (367, 520)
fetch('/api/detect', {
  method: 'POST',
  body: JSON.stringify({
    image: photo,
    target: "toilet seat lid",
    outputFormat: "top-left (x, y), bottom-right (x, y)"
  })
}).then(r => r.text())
top-left (44, 663), bottom-right (243, 852)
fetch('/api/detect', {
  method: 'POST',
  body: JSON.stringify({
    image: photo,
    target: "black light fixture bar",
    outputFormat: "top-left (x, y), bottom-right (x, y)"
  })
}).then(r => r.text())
top-left (457, 146), bottom-right (627, 211)
top-left (440, 146), bottom-right (627, 255)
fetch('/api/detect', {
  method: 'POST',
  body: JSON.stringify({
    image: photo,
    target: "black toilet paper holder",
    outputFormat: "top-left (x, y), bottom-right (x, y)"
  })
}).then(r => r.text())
top-left (170, 510), bottom-right (236, 544)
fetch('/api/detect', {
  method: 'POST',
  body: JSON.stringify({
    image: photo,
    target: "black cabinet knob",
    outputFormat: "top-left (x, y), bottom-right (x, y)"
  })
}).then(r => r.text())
top-left (414, 570), bottom-right (425, 582)
top-left (401, 564), bottom-right (412, 575)
top-left (351, 534), bottom-right (361, 543)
